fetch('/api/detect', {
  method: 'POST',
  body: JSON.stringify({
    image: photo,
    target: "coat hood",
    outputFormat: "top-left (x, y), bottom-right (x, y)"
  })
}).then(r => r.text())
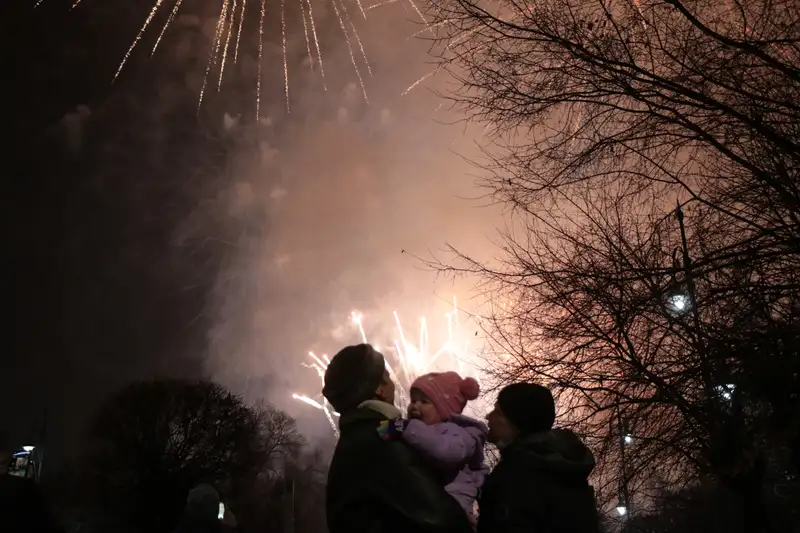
top-left (449, 413), bottom-right (489, 435)
top-left (503, 428), bottom-right (595, 479)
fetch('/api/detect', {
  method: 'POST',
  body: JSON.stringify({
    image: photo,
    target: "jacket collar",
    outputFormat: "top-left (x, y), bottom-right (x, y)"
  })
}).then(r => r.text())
top-left (359, 399), bottom-right (402, 419)
top-left (338, 400), bottom-right (403, 428)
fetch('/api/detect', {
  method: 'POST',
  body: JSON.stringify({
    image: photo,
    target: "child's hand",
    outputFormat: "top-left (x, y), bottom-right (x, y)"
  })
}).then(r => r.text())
top-left (377, 418), bottom-right (409, 440)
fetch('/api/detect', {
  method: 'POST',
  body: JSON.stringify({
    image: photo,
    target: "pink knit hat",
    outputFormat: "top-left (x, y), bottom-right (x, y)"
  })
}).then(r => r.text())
top-left (410, 371), bottom-right (481, 419)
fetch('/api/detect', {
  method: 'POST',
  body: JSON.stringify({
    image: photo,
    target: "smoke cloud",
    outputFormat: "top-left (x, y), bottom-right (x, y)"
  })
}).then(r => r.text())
top-left (190, 5), bottom-right (502, 435)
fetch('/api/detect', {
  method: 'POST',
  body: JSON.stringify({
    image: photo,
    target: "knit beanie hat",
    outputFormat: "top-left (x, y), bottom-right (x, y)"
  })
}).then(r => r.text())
top-left (410, 371), bottom-right (481, 419)
top-left (323, 344), bottom-right (386, 413)
top-left (497, 382), bottom-right (556, 435)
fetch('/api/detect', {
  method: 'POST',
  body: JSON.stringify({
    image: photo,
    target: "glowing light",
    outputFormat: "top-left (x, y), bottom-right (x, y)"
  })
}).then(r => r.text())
top-left (616, 505), bottom-right (627, 517)
top-left (295, 298), bottom-right (486, 429)
top-left (715, 383), bottom-right (736, 401)
top-left (22, 446), bottom-right (35, 452)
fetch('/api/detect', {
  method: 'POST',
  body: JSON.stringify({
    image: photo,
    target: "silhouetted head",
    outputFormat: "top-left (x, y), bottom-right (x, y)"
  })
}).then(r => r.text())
top-left (323, 344), bottom-right (395, 412)
top-left (487, 382), bottom-right (555, 447)
top-left (185, 483), bottom-right (220, 522)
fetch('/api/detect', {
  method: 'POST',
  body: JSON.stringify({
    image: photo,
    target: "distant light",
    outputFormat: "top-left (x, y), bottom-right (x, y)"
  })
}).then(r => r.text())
top-left (623, 435), bottom-right (633, 445)
top-left (218, 502), bottom-right (225, 520)
top-left (22, 446), bottom-right (35, 453)
top-left (668, 293), bottom-right (690, 312)
top-left (715, 383), bottom-right (736, 401)
top-left (616, 505), bottom-right (628, 516)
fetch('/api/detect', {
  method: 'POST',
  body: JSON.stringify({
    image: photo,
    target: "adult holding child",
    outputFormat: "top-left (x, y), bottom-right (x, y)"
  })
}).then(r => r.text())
top-left (323, 344), bottom-right (473, 533)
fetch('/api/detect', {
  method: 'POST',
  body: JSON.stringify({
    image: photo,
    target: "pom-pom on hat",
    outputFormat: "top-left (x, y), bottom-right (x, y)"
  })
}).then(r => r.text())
top-left (411, 371), bottom-right (480, 419)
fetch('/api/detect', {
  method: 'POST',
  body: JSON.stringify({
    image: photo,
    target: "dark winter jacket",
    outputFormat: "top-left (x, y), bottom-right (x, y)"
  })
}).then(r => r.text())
top-left (172, 518), bottom-right (236, 533)
top-left (326, 400), bottom-right (473, 533)
top-left (477, 428), bottom-right (600, 533)
top-left (0, 474), bottom-right (63, 533)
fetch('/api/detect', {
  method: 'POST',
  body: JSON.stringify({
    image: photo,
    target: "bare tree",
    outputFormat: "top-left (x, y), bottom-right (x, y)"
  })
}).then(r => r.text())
top-left (87, 379), bottom-right (304, 532)
top-left (431, 179), bottom-right (799, 529)
top-left (423, 0), bottom-right (800, 528)
top-left (428, 0), bottom-right (800, 262)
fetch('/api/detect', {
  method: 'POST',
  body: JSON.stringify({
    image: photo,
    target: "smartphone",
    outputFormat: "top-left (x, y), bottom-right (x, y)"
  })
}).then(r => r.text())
top-left (218, 502), bottom-right (225, 520)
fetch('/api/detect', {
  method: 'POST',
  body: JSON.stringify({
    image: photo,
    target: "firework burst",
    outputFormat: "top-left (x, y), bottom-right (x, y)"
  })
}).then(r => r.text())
top-left (35, 0), bottom-right (433, 115)
top-left (292, 298), bottom-right (487, 436)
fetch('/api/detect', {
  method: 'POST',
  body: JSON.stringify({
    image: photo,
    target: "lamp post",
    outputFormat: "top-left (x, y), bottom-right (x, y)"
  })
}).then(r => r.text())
top-left (616, 405), bottom-right (632, 521)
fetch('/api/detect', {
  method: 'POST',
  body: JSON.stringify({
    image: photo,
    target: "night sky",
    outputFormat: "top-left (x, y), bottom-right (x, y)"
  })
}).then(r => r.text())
top-left (5, 0), bottom-right (499, 466)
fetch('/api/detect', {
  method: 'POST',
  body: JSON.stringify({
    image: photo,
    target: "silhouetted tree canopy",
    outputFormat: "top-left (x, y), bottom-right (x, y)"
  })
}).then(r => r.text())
top-left (426, 0), bottom-right (800, 530)
top-left (86, 379), bottom-right (303, 532)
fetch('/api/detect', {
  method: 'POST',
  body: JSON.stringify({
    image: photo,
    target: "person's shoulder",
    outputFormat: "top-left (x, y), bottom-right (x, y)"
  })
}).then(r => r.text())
top-left (0, 474), bottom-right (41, 494)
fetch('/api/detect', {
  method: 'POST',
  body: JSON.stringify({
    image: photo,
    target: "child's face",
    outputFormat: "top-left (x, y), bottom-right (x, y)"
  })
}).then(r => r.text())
top-left (407, 388), bottom-right (441, 425)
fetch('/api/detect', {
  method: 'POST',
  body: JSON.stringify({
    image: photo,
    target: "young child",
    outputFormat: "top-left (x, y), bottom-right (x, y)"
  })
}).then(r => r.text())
top-left (378, 371), bottom-right (489, 524)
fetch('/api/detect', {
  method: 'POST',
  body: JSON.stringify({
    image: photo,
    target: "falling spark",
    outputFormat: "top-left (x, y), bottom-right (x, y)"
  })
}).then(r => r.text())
top-left (300, 0), bottom-right (314, 70)
top-left (305, 0), bottom-right (327, 89)
top-left (354, 0), bottom-right (368, 19)
top-left (39, 0), bottom-right (428, 114)
top-left (218, 0), bottom-right (237, 90)
top-left (340, 0), bottom-right (372, 76)
top-left (281, 0), bottom-right (290, 112)
top-left (256, 0), bottom-right (266, 119)
top-left (198, 0), bottom-right (229, 109)
top-left (402, 63), bottom-right (443, 95)
top-left (233, 0), bottom-right (246, 63)
top-left (152, 0), bottom-right (185, 55)
top-left (330, 0), bottom-right (368, 102)
top-left (405, 0), bottom-right (435, 36)
top-left (365, 0), bottom-right (400, 12)
top-left (295, 298), bottom-right (486, 427)
top-left (113, 0), bottom-right (167, 82)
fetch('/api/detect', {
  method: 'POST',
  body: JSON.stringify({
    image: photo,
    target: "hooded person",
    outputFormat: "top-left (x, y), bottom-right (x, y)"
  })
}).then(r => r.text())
top-left (323, 344), bottom-right (473, 533)
top-left (0, 434), bottom-right (63, 533)
top-left (478, 383), bottom-right (600, 533)
top-left (173, 484), bottom-right (236, 533)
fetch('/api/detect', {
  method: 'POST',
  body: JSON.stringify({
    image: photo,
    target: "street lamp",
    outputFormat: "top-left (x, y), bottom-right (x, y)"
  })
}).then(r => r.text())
top-left (714, 383), bottom-right (736, 401)
top-left (623, 434), bottom-right (634, 445)
top-left (22, 446), bottom-right (35, 453)
top-left (616, 503), bottom-right (628, 517)
top-left (667, 292), bottom-right (691, 314)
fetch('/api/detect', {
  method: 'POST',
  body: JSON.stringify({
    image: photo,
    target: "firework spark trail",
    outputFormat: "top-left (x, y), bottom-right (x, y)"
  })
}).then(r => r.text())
top-left (300, 0), bottom-right (315, 70)
top-left (281, 0), bottom-right (290, 112)
top-left (339, 0), bottom-right (373, 76)
top-left (402, 63), bottom-right (443, 95)
top-left (256, 0), bottom-right (266, 119)
top-left (152, 0), bottom-right (185, 55)
top-left (297, 298), bottom-right (485, 423)
top-left (292, 351), bottom-right (340, 435)
top-left (218, 0), bottom-right (237, 90)
top-left (113, 0), bottom-right (167, 82)
top-left (354, 0), bottom-right (368, 19)
top-left (365, 0), bottom-right (399, 12)
top-left (198, 0), bottom-right (229, 109)
top-left (406, 0), bottom-right (435, 36)
top-left (330, 0), bottom-right (368, 102)
top-left (305, 0), bottom-right (327, 89)
top-left (234, 0), bottom-right (246, 63)
top-left (197, 0), bottom-right (229, 108)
